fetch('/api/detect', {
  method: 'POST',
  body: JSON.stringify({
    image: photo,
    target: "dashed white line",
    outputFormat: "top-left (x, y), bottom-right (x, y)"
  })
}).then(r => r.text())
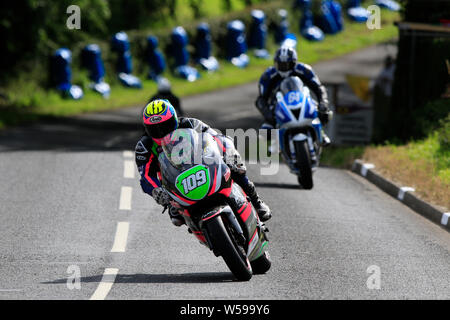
top-left (123, 150), bottom-right (134, 158)
top-left (123, 160), bottom-right (135, 179)
top-left (89, 151), bottom-right (134, 300)
top-left (89, 268), bottom-right (119, 300)
top-left (111, 222), bottom-right (130, 253)
top-left (119, 186), bottom-right (132, 211)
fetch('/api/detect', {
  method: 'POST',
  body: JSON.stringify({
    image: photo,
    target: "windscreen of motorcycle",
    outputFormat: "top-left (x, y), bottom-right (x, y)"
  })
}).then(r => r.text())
top-left (159, 128), bottom-right (224, 202)
top-left (279, 76), bottom-right (304, 107)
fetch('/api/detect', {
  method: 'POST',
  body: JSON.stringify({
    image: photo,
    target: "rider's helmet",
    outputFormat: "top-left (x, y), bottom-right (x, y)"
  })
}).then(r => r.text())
top-left (274, 46), bottom-right (297, 77)
top-left (142, 99), bottom-right (178, 145)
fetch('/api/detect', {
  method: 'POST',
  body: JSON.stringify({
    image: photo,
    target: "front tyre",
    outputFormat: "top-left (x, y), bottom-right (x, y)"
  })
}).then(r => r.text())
top-left (295, 140), bottom-right (313, 189)
top-left (205, 216), bottom-right (252, 281)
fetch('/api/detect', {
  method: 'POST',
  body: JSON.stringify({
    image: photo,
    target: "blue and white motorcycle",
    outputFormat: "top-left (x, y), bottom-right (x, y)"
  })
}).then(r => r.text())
top-left (273, 76), bottom-right (324, 189)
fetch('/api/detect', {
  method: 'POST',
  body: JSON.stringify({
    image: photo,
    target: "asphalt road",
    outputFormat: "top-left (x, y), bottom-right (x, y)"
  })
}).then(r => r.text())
top-left (0, 45), bottom-right (449, 300)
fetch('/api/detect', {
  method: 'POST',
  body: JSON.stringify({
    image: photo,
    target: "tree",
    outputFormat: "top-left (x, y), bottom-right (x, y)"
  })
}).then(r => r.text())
top-left (189, 0), bottom-right (204, 19)
top-left (384, 0), bottom-right (450, 141)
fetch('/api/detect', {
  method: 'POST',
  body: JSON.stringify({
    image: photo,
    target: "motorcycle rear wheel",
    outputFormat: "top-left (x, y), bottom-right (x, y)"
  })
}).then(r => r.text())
top-left (250, 251), bottom-right (271, 274)
top-left (205, 216), bottom-right (253, 281)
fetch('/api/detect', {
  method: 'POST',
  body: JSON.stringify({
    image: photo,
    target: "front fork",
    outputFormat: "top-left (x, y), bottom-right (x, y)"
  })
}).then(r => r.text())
top-left (290, 133), bottom-right (319, 168)
top-left (198, 206), bottom-right (246, 256)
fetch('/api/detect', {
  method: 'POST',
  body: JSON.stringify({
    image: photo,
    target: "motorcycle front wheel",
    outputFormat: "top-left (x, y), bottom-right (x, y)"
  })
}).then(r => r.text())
top-left (205, 216), bottom-right (253, 281)
top-left (295, 140), bottom-right (313, 189)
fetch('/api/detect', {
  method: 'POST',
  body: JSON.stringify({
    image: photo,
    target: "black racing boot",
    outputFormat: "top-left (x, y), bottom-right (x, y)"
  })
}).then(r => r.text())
top-left (252, 198), bottom-right (272, 222)
top-left (230, 167), bottom-right (272, 222)
top-left (244, 180), bottom-right (272, 222)
top-left (318, 108), bottom-right (333, 147)
top-left (322, 130), bottom-right (331, 147)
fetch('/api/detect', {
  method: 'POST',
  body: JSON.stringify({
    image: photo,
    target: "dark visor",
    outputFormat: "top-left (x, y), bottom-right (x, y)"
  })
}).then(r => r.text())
top-left (277, 60), bottom-right (294, 72)
top-left (145, 116), bottom-right (177, 139)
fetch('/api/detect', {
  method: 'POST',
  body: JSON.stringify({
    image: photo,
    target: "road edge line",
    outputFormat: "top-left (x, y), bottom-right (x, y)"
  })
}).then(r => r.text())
top-left (352, 159), bottom-right (449, 231)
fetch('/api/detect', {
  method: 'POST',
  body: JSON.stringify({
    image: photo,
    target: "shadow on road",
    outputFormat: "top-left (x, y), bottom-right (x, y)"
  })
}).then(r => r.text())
top-left (0, 114), bottom-right (143, 152)
top-left (0, 108), bottom-right (263, 153)
top-left (203, 115), bottom-right (264, 133)
top-left (43, 272), bottom-right (237, 285)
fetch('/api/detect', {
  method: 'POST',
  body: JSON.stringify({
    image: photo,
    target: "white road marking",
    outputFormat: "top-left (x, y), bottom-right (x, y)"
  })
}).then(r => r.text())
top-left (441, 212), bottom-right (450, 226)
top-left (119, 186), bottom-right (132, 210)
top-left (91, 149), bottom-right (134, 299)
top-left (111, 222), bottom-right (129, 253)
top-left (123, 150), bottom-right (134, 158)
top-left (46, 262), bottom-right (90, 265)
top-left (398, 187), bottom-right (415, 201)
top-left (0, 289), bottom-right (23, 292)
top-left (123, 160), bottom-right (135, 179)
top-left (89, 268), bottom-right (119, 300)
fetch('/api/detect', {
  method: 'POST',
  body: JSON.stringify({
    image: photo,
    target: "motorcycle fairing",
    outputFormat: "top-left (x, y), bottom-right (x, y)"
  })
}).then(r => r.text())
top-left (159, 129), bottom-right (268, 261)
top-left (274, 77), bottom-right (324, 170)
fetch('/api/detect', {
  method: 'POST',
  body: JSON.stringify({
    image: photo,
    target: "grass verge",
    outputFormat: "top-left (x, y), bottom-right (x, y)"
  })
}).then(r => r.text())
top-left (321, 115), bottom-right (450, 210)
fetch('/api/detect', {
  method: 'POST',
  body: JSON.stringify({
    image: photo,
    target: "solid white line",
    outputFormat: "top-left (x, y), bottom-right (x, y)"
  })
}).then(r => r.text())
top-left (119, 186), bottom-right (132, 211)
top-left (123, 150), bottom-right (134, 158)
top-left (123, 160), bottom-right (135, 179)
top-left (441, 212), bottom-right (450, 226)
top-left (89, 268), bottom-right (119, 300)
top-left (398, 186), bottom-right (415, 201)
top-left (111, 222), bottom-right (129, 253)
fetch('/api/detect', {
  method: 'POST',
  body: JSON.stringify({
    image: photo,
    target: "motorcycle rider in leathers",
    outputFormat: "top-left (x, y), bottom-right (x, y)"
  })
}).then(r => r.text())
top-left (135, 99), bottom-right (272, 226)
top-left (256, 46), bottom-right (332, 145)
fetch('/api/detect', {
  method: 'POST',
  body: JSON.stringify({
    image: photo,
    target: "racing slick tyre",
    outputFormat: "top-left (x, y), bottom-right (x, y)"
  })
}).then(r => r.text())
top-left (295, 140), bottom-right (313, 189)
top-left (250, 251), bottom-right (271, 274)
top-left (205, 216), bottom-right (253, 281)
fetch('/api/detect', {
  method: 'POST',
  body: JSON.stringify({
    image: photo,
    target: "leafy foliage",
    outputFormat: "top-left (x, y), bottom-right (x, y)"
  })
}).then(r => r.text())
top-left (0, 0), bottom-right (271, 84)
top-left (385, 0), bottom-right (450, 142)
top-left (438, 113), bottom-right (450, 153)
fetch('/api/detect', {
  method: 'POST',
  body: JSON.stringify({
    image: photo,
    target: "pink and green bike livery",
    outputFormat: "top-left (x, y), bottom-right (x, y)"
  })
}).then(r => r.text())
top-left (158, 128), bottom-right (271, 281)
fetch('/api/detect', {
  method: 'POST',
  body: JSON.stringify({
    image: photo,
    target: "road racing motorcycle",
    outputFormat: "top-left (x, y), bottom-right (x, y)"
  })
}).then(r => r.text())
top-left (273, 76), bottom-right (324, 189)
top-left (158, 128), bottom-right (271, 281)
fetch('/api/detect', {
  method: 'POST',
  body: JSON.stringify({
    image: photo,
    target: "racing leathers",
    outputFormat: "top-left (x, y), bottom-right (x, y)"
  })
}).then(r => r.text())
top-left (256, 63), bottom-right (332, 144)
top-left (135, 117), bottom-right (271, 224)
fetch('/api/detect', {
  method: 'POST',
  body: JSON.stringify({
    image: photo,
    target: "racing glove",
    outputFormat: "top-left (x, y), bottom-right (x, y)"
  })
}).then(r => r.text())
top-left (255, 96), bottom-right (275, 125)
top-left (152, 187), bottom-right (171, 207)
top-left (224, 153), bottom-right (247, 175)
top-left (318, 103), bottom-right (333, 125)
